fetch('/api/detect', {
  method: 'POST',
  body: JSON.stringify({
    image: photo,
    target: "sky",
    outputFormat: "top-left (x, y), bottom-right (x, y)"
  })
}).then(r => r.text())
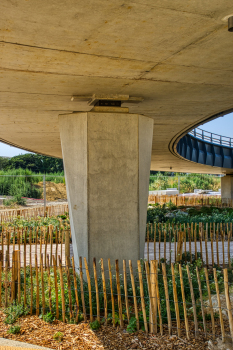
top-left (0, 112), bottom-right (233, 157)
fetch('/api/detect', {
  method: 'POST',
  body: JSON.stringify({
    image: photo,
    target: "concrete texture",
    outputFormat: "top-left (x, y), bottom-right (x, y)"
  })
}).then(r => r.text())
top-left (0, 338), bottom-right (52, 349)
top-left (1, 1), bottom-right (233, 175)
top-left (59, 111), bottom-right (153, 267)
top-left (221, 175), bottom-right (233, 203)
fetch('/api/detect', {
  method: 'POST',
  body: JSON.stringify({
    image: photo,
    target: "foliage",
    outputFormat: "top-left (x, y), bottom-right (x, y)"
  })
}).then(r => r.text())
top-left (42, 312), bottom-right (55, 323)
top-left (7, 324), bottom-right (21, 334)
top-left (0, 154), bottom-right (63, 173)
top-left (4, 302), bottom-right (28, 324)
top-left (126, 317), bottom-right (137, 333)
top-left (53, 331), bottom-right (64, 341)
top-left (90, 320), bottom-right (101, 330)
top-left (149, 172), bottom-right (220, 194)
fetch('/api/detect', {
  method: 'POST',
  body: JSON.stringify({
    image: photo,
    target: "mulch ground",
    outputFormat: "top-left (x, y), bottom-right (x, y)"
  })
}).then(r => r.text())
top-left (0, 311), bottom-right (212, 350)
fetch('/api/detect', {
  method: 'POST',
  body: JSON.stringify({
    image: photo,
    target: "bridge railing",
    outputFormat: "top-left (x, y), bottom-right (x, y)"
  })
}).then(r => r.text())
top-left (189, 127), bottom-right (233, 147)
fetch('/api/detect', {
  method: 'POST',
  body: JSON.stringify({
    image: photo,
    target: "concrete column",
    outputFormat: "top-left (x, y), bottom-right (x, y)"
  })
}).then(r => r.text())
top-left (221, 175), bottom-right (233, 204)
top-left (59, 110), bottom-right (153, 268)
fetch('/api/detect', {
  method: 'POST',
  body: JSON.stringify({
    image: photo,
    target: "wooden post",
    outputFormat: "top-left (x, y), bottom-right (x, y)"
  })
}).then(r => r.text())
top-left (107, 259), bottom-right (114, 326)
top-left (66, 256), bottom-right (73, 319)
top-left (171, 263), bottom-right (180, 337)
top-left (47, 255), bottom-right (52, 312)
top-left (147, 224), bottom-right (149, 262)
top-left (145, 261), bottom-right (156, 333)
top-left (196, 266), bottom-right (207, 336)
top-left (162, 263), bottom-right (172, 335)
top-left (222, 225), bottom-right (225, 268)
top-left (12, 250), bottom-right (19, 302)
top-left (205, 224), bottom-right (209, 268)
top-left (24, 229), bottom-right (27, 306)
top-left (65, 229), bottom-right (70, 263)
top-left (72, 256), bottom-right (80, 321)
top-left (194, 229), bottom-right (197, 260)
top-left (213, 268), bottom-right (225, 343)
top-left (49, 224), bottom-right (53, 266)
top-left (154, 224), bottom-right (156, 261)
top-left (123, 259), bottom-right (130, 323)
top-left (115, 260), bottom-right (123, 328)
top-left (150, 260), bottom-right (157, 333)
top-left (129, 260), bottom-right (139, 331)
top-left (179, 264), bottom-right (190, 340)
top-left (58, 256), bottom-right (65, 322)
top-left (84, 257), bottom-right (93, 322)
top-left (35, 254), bottom-right (39, 316)
top-left (176, 231), bottom-right (183, 262)
top-left (40, 254), bottom-right (45, 315)
top-left (224, 268), bottom-right (233, 342)
top-left (137, 260), bottom-right (148, 334)
top-left (79, 257), bottom-right (87, 322)
top-left (186, 265), bottom-right (199, 337)
top-left (205, 267), bottom-right (215, 339)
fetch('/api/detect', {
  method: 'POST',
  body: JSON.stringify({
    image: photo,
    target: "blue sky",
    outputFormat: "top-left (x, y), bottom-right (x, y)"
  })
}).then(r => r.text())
top-left (0, 112), bottom-right (233, 157)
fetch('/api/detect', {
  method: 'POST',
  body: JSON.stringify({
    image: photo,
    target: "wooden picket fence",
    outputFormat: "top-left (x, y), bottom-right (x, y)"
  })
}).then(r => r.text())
top-left (1, 252), bottom-right (233, 343)
top-left (0, 203), bottom-right (68, 222)
top-left (145, 222), bottom-right (233, 268)
top-left (148, 194), bottom-right (230, 207)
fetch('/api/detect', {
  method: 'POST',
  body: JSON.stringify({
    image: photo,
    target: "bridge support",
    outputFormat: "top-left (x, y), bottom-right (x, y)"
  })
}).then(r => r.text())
top-left (59, 110), bottom-right (153, 269)
top-left (221, 175), bottom-right (233, 205)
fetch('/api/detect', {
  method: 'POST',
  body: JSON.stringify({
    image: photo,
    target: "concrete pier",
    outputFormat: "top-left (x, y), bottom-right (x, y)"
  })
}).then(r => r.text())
top-left (221, 175), bottom-right (233, 204)
top-left (59, 110), bottom-right (153, 268)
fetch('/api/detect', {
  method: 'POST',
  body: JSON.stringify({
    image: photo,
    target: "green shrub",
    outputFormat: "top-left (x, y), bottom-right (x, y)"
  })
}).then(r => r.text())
top-left (4, 303), bottom-right (27, 324)
top-left (90, 320), bottom-right (100, 330)
top-left (53, 331), bottom-right (63, 342)
top-left (42, 312), bottom-right (54, 323)
top-left (127, 317), bottom-right (137, 333)
top-left (7, 325), bottom-right (21, 334)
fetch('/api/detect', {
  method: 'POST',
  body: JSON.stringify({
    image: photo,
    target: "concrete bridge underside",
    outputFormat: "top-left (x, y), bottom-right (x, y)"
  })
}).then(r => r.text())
top-left (2, 0), bottom-right (233, 266)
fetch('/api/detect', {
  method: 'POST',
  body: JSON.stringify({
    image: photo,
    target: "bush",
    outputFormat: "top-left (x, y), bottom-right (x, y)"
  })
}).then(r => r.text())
top-left (7, 325), bottom-right (21, 334)
top-left (127, 317), bottom-right (137, 333)
top-left (90, 320), bottom-right (100, 330)
top-left (4, 303), bottom-right (27, 324)
top-left (42, 312), bottom-right (55, 323)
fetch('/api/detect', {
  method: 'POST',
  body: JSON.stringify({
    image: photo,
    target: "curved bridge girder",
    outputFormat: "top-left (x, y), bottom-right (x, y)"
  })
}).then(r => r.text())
top-left (177, 134), bottom-right (233, 170)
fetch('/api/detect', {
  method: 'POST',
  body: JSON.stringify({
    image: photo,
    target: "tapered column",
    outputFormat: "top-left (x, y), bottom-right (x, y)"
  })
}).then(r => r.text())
top-left (221, 175), bottom-right (233, 205)
top-left (59, 111), bottom-right (153, 268)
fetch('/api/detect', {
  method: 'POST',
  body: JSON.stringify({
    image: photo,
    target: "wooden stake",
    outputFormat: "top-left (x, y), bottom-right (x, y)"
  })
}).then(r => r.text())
top-left (186, 265), bottom-right (199, 337)
top-left (145, 261), bottom-right (156, 333)
top-left (58, 256), bottom-right (65, 322)
top-left (79, 257), bottom-right (87, 322)
top-left (35, 254), bottom-right (39, 316)
top-left (24, 229), bottom-right (27, 306)
top-left (52, 255), bottom-right (59, 319)
top-left (154, 224), bottom-right (156, 261)
top-left (84, 257), bottom-right (93, 322)
top-left (107, 259), bottom-right (115, 326)
top-left (171, 263), bottom-right (180, 337)
top-left (123, 259), bottom-right (130, 323)
top-left (150, 260), bottom-right (157, 333)
top-left (196, 266), bottom-right (206, 336)
top-left (205, 267), bottom-right (215, 339)
top-left (129, 260), bottom-right (139, 331)
top-left (194, 229), bottom-right (197, 260)
top-left (216, 224), bottom-right (219, 267)
top-left (213, 268), bottom-right (225, 343)
top-left (224, 268), bottom-right (233, 342)
top-left (72, 256), bottom-right (80, 320)
top-left (179, 264), bottom-right (190, 340)
top-left (162, 263), bottom-right (172, 335)
top-left (40, 254), bottom-right (45, 315)
top-left (115, 260), bottom-right (123, 328)
top-left (47, 255), bottom-right (52, 312)
top-left (137, 260), bottom-right (148, 334)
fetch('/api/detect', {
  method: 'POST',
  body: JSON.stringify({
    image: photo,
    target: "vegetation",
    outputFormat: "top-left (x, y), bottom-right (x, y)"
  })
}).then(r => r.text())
top-left (1, 255), bottom-right (225, 332)
top-left (7, 325), bottom-right (21, 334)
top-left (149, 172), bottom-right (220, 193)
top-left (0, 154), bottom-right (63, 173)
top-left (53, 331), bottom-right (64, 341)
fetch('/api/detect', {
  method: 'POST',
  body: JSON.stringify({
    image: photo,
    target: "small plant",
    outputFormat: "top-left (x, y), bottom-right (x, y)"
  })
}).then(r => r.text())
top-left (77, 313), bottom-right (84, 323)
top-left (53, 331), bottom-right (64, 342)
top-left (127, 317), bottom-right (137, 334)
top-left (7, 324), bottom-right (21, 334)
top-left (42, 312), bottom-right (55, 323)
top-left (4, 302), bottom-right (26, 324)
top-left (90, 320), bottom-right (100, 330)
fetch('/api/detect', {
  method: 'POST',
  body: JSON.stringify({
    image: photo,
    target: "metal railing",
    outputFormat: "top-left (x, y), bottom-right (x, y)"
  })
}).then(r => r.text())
top-left (189, 127), bottom-right (233, 147)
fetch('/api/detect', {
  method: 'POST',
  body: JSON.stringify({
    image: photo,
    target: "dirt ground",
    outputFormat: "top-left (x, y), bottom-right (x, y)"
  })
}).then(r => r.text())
top-left (35, 182), bottom-right (67, 201)
top-left (0, 311), bottom-right (212, 350)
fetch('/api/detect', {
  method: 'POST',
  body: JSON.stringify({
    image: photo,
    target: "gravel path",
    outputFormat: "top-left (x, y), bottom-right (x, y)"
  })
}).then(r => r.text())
top-left (0, 337), bottom-right (52, 349)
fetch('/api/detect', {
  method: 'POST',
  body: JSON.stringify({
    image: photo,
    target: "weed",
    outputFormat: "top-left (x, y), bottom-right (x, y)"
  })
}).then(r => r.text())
top-left (127, 317), bottom-right (137, 333)
top-left (42, 312), bottom-right (55, 323)
top-left (4, 302), bottom-right (27, 324)
top-left (53, 331), bottom-right (64, 342)
top-left (90, 320), bottom-right (100, 330)
top-left (7, 325), bottom-right (21, 334)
